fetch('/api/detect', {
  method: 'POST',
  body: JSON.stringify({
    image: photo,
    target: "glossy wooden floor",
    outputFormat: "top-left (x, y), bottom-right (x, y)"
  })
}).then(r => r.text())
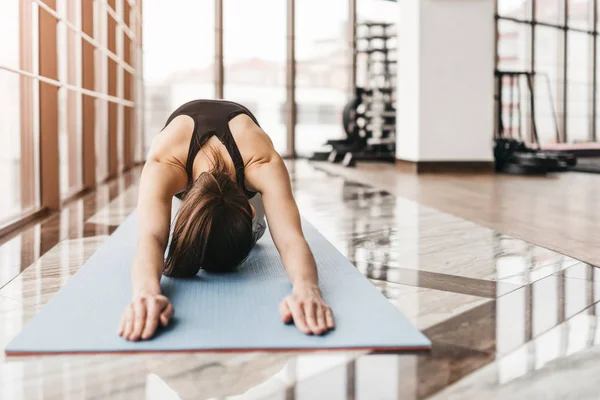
top-left (1, 161), bottom-right (599, 399)
top-left (314, 162), bottom-right (600, 268)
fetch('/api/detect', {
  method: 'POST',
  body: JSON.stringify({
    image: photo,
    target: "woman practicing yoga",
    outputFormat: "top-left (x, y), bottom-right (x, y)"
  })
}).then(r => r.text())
top-left (117, 100), bottom-right (334, 341)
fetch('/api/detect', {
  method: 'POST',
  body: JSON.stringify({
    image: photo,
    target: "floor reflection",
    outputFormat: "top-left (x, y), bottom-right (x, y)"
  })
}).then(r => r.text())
top-left (0, 169), bottom-right (141, 292)
top-left (434, 308), bottom-right (600, 399)
top-left (1, 161), bottom-right (600, 399)
top-left (295, 164), bottom-right (578, 293)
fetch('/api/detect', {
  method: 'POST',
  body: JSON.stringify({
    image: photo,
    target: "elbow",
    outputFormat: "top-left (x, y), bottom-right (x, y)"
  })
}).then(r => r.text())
top-left (138, 231), bottom-right (169, 252)
top-left (151, 232), bottom-right (170, 250)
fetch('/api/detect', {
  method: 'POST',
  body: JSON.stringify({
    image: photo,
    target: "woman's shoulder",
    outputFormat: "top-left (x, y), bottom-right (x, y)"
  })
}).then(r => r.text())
top-left (148, 115), bottom-right (195, 165)
top-left (238, 128), bottom-right (277, 164)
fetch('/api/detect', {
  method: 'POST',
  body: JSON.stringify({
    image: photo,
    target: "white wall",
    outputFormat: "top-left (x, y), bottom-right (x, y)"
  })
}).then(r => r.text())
top-left (395, 0), bottom-right (421, 162)
top-left (396, 0), bottom-right (495, 162)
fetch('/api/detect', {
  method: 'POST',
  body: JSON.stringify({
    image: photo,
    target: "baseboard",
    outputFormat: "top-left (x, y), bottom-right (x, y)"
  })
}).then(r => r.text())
top-left (395, 159), bottom-right (495, 174)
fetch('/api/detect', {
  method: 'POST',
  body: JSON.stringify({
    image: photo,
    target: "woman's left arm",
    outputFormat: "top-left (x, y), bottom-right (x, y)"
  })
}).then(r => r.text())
top-left (247, 155), bottom-right (334, 335)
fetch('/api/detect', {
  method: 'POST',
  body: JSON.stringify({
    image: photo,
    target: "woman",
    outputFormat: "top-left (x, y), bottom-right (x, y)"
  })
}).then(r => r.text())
top-left (117, 100), bottom-right (334, 341)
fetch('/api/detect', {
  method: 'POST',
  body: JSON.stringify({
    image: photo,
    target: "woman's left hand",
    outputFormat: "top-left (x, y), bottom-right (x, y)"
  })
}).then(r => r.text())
top-left (278, 284), bottom-right (335, 335)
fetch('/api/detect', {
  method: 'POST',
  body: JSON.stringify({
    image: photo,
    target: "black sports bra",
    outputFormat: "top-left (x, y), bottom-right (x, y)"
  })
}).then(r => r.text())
top-left (163, 99), bottom-right (260, 199)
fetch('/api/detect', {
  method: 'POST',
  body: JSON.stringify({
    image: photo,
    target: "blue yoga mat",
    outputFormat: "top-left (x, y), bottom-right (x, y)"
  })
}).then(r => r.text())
top-left (5, 211), bottom-right (431, 355)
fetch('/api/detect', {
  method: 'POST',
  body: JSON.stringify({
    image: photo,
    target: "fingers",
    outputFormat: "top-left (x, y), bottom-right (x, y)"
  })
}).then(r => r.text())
top-left (119, 296), bottom-right (173, 341)
top-left (160, 302), bottom-right (174, 327)
top-left (325, 307), bottom-right (335, 329)
top-left (304, 302), bottom-right (321, 335)
top-left (283, 294), bottom-right (334, 335)
top-left (304, 302), bottom-right (328, 335)
top-left (289, 300), bottom-right (310, 334)
top-left (123, 304), bottom-right (135, 339)
top-left (129, 299), bottom-right (147, 341)
top-left (279, 299), bottom-right (293, 324)
top-left (118, 309), bottom-right (127, 335)
top-left (315, 305), bottom-right (326, 334)
top-left (141, 298), bottom-right (160, 340)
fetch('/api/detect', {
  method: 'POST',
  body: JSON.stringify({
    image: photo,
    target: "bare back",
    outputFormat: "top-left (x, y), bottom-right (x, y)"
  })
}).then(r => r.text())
top-left (148, 100), bottom-right (276, 198)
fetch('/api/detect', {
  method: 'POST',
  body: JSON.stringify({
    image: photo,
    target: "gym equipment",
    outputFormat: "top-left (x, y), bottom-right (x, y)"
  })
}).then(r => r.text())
top-left (495, 71), bottom-right (577, 174)
top-left (317, 90), bottom-right (368, 163)
top-left (311, 22), bottom-right (397, 166)
top-left (6, 209), bottom-right (431, 355)
top-left (568, 157), bottom-right (600, 173)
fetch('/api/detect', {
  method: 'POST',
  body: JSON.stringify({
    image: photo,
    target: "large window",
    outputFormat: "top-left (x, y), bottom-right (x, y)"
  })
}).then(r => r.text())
top-left (223, 0), bottom-right (287, 155)
top-left (58, 0), bottom-right (83, 197)
top-left (0, 0), bottom-right (140, 231)
top-left (0, 1), bottom-right (40, 225)
top-left (143, 0), bottom-right (214, 156)
top-left (496, 0), bottom-right (599, 143)
top-left (141, 1), bottom-right (383, 159)
top-left (295, 0), bottom-right (351, 157)
top-left (535, 26), bottom-right (563, 143)
top-left (0, 4), bottom-right (24, 223)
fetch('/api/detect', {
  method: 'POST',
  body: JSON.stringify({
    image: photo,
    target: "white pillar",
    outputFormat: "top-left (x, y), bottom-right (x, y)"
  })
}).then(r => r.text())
top-left (396, 0), bottom-right (495, 163)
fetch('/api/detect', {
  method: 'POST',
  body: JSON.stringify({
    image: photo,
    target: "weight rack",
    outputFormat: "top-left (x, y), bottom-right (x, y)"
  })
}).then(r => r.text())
top-left (355, 21), bottom-right (396, 152)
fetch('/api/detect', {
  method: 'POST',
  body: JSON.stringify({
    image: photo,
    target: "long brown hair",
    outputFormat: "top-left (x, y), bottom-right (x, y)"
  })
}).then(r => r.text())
top-left (163, 148), bottom-right (254, 277)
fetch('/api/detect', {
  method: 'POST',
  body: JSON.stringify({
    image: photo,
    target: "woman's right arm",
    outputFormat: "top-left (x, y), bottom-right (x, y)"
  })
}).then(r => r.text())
top-left (118, 122), bottom-right (189, 341)
top-left (131, 160), bottom-right (185, 297)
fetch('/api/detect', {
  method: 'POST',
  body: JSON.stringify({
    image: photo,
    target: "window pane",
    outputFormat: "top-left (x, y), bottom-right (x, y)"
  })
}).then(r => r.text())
top-left (0, 1), bottom-right (20, 69)
top-left (0, 2), bottom-right (40, 223)
top-left (535, 0), bottom-right (565, 25)
top-left (95, 97), bottom-right (109, 182)
top-left (497, 20), bottom-right (531, 71)
top-left (0, 1), bottom-right (22, 222)
top-left (498, 0), bottom-right (532, 19)
top-left (117, 102), bottom-right (124, 170)
top-left (0, 70), bottom-right (24, 222)
top-left (117, 26), bottom-right (125, 172)
top-left (115, 0), bottom-right (125, 171)
top-left (497, 20), bottom-right (533, 141)
top-left (534, 26), bottom-right (564, 144)
top-left (223, 0), bottom-right (286, 155)
top-left (95, 0), bottom-right (109, 181)
top-left (566, 31), bottom-right (591, 142)
top-left (498, 74), bottom-right (533, 141)
top-left (58, 0), bottom-right (83, 197)
top-left (567, 0), bottom-right (593, 30)
top-left (296, 0), bottom-right (350, 157)
top-left (143, 0), bottom-right (215, 155)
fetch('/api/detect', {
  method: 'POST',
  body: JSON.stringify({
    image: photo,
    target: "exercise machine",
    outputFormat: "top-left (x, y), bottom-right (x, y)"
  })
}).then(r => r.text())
top-left (495, 71), bottom-right (576, 174)
top-left (311, 22), bottom-right (396, 167)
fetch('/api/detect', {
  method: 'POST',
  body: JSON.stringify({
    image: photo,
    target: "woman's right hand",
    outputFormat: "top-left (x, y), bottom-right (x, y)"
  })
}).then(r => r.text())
top-left (117, 293), bottom-right (174, 341)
